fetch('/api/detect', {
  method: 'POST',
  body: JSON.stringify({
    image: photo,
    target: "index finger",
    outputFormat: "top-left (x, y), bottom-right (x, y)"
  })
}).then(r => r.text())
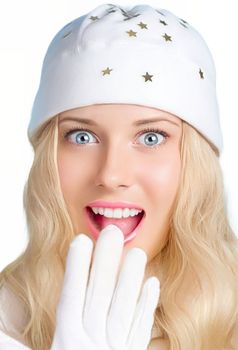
top-left (83, 224), bottom-right (124, 341)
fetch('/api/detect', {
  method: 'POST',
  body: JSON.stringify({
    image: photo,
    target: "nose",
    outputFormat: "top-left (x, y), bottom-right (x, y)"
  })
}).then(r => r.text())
top-left (94, 142), bottom-right (133, 189)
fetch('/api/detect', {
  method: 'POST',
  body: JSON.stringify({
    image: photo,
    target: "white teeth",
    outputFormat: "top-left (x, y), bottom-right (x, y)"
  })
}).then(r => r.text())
top-left (91, 207), bottom-right (143, 218)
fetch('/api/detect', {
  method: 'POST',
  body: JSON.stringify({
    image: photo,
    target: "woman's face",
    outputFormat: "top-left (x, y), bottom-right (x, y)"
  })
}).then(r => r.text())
top-left (57, 103), bottom-right (182, 266)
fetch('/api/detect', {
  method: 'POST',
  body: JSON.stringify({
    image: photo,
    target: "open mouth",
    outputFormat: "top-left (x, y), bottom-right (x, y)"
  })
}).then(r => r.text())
top-left (85, 207), bottom-right (145, 241)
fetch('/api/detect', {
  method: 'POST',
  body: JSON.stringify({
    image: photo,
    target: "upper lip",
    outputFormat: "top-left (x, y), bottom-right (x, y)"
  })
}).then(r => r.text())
top-left (86, 200), bottom-right (144, 211)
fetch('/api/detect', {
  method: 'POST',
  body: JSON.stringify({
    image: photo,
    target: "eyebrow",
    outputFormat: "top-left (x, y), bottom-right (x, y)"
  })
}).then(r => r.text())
top-left (59, 116), bottom-right (180, 127)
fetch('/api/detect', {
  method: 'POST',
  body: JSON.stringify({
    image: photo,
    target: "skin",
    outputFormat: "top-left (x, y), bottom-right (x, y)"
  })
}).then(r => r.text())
top-left (56, 103), bottom-right (238, 349)
top-left (57, 103), bottom-right (182, 272)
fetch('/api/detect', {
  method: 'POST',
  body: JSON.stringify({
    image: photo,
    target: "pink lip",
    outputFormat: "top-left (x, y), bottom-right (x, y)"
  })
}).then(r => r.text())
top-left (87, 200), bottom-right (144, 211)
top-left (84, 207), bottom-right (146, 244)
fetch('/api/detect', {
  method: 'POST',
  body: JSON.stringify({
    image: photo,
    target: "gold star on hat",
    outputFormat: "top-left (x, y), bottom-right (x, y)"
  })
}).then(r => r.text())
top-left (162, 33), bottom-right (172, 42)
top-left (102, 67), bottom-right (113, 75)
top-left (159, 20), bottom-right (167, 26)
top-left (142, 72), bottom-right (153, 82)
top-left (90, 16), bottom-right (99, 21)
top-left (199, 68), bottom-right (204, 79)
top-left (126, 30), bottom-right (137, 37)
top-left (137, 21), bottom-right (148, 29)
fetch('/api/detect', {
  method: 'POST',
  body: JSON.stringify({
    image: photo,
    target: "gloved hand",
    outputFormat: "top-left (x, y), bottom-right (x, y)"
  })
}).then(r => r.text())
top-left (50, 224), bottom-right (160, 350)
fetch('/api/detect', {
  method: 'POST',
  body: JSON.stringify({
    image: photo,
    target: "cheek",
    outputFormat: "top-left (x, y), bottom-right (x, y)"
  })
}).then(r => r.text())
top-left (57, 152), bottom-right (75, 189)
top-left (139, 151), bottom-right (181, 194)
top-left (57, 151), bottom-right (87, 198)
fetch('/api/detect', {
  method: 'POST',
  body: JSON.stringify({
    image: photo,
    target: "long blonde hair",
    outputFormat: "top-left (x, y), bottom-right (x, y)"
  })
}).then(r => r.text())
top-left (0, 114), bottom-right (238, 350)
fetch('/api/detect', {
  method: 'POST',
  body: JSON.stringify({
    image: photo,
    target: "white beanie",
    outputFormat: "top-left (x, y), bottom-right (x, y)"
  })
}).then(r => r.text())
top-left (28, 3), bottom-right (223, 154)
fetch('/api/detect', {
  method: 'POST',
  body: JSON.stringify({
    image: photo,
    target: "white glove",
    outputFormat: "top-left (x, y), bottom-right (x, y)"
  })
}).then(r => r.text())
top-left (50, 224), bottom-right (160, 350)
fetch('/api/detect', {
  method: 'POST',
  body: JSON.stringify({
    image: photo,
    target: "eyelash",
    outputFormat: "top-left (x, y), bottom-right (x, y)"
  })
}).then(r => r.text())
top-left (63, 126), bottom-right (169, 149)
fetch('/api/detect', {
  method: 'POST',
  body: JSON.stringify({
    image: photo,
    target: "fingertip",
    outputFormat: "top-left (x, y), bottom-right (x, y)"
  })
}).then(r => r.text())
top-left (149, 276), bottom-right (160, 289)
top-left (100, 224), bottom-right (124, 243)
top-left (127, 247), bottom-right (148, 264)
top-left (70, 233), bottom-right (93, 249)
top-left (147, 277), bottom-right (161, 302)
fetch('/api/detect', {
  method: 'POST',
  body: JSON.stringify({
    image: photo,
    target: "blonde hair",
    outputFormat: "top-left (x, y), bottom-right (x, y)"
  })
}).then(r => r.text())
top-left (0, 114), bottom-right (238, 350)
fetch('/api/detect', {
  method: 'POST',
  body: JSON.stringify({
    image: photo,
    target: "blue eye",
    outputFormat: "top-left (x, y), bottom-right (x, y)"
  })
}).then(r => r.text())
top-left (63, 127), bottom-right (169, 148)
top-left (137, 128), bottom-right (168, 148)
top-left (64, 128), bottom-right (97, 145)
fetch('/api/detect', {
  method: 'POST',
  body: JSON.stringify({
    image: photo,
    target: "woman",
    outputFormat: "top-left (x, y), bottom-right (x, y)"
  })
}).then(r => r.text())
top-left (0, 3), bottom-right (238, 349)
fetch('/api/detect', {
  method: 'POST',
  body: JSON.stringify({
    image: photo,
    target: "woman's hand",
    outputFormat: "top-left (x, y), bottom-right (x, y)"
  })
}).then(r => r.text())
top-left (51, 224), bottom-right (160, 350)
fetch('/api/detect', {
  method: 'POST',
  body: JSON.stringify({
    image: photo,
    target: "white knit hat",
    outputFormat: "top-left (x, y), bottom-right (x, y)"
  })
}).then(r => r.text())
top-left (28, 3), bottom-right (223, 154)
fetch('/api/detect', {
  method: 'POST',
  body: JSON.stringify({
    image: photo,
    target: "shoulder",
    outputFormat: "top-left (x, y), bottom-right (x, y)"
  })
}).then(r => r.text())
top-left (0, 284), bottom-right (27, 345)
top-left (0, 329), bottom-right (30, 349)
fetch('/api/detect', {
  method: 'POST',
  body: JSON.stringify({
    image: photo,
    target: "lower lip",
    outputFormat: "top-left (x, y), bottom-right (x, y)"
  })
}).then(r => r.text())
top-left (84, 208), bottom-right (146, 244)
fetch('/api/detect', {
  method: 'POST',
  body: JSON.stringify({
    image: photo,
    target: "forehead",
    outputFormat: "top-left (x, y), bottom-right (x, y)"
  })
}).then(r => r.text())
top-left (59, 103), bottom-right (182, 125)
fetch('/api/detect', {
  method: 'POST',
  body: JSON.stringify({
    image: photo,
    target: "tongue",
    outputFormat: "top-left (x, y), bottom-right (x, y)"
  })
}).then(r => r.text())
top-left (95, 213), bottom-right (142, 236)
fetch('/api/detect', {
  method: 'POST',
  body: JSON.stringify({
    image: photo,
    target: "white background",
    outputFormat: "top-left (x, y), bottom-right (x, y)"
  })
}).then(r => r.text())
top-left (0, 1), bottom-right (237, 271)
